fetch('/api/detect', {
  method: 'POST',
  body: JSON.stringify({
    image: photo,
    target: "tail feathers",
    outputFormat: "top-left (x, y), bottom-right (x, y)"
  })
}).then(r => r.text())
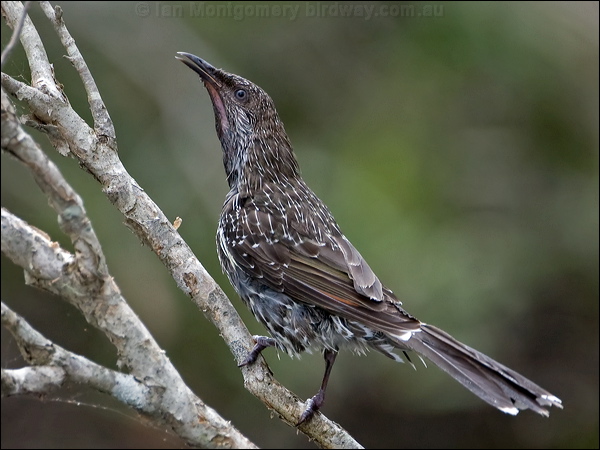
top-left (402, 324), bottom-right (562, 416)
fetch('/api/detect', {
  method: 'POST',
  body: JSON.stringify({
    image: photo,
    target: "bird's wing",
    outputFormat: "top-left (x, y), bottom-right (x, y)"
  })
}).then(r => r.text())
top-left (221, 203), bottom-right (420, 335)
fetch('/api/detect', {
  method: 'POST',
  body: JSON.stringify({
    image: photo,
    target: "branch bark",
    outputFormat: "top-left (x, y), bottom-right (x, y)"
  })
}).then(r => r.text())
top-left (0, 149), bottom-right (256, 448)
top-left (1, 1), bottom-right (363, 448)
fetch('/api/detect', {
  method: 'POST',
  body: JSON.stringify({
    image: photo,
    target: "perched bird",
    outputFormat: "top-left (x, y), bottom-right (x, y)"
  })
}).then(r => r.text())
top-left (177, 52), bottom-right (562, 424)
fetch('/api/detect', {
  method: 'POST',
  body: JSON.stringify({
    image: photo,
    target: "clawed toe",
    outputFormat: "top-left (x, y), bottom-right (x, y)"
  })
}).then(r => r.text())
top-left (238, 335), bottom-right (276, 367)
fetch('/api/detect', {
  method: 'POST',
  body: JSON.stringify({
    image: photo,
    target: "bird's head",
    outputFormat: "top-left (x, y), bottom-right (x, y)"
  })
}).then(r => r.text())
top-left (177, 53), bottom-right (299, 189)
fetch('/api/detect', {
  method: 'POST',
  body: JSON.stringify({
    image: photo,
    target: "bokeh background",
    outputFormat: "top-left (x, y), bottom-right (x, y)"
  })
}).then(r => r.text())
top-left (2, 1), bottom-right (598, 448)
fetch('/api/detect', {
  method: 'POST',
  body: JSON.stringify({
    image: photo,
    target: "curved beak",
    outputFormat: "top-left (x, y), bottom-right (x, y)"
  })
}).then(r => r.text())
top-left (177, 52), bottom-right (231, 140)
top-left (176, 52), bottom-right (221, 87)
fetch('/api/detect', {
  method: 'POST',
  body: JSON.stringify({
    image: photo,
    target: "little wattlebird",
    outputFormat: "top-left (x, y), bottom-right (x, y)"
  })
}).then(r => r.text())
top-left (176, 52), bottom-right (562, 424)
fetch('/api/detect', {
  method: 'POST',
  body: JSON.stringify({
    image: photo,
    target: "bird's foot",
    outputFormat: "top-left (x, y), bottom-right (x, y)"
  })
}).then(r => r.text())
top-left (238, 335), bottom-right (276, 367)
top-left (297, 389), bottom-right (325, 425)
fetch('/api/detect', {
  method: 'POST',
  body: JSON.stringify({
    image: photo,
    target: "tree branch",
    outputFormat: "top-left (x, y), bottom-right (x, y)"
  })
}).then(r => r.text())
top-left (2, 365), bottom-right (66, 397)
top-left (2, 302), bottom-right (148, 403)
top-left (1, 0), bottom-right (64, 100)
top-left (1, 1), bottom-right (363, 447)
top-left (0, 207), bottom-right (257, 449)
top-left (38, 1), bottom-right (115, 139)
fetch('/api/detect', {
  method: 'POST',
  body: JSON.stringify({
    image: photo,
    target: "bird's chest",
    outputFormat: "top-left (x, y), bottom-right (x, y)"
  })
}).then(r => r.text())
top-left (216, 194), bottom-right (283, 275)
top-left (218, 203), bottom-right (282, 257)
top-left (217, 189), bottom-right (296, 250)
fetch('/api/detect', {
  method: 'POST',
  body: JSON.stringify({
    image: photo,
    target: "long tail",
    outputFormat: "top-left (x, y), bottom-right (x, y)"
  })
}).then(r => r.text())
top-left (401, 324), bottom-right (562, 416)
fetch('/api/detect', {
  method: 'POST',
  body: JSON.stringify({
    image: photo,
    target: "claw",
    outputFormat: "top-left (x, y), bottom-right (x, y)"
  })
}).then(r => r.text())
top-left (238, 335), bottom-right (276, 367)
top-left (297, 391), bottom-right (324, 425)
top-left (296, 349), bottom-right (337, 426)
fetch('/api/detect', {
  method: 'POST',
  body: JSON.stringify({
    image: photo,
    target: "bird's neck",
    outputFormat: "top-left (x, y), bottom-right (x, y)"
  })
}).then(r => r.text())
top-left (225, 130), bottom-right (301, 195)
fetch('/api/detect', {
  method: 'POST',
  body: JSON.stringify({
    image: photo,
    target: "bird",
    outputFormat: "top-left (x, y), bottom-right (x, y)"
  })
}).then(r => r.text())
top-left (176, 52), bottom-right (563, 424)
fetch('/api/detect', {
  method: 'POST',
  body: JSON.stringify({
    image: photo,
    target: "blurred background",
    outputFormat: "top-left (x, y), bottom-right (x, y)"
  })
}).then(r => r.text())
top-left (1, 1), bottom-right (598, 448)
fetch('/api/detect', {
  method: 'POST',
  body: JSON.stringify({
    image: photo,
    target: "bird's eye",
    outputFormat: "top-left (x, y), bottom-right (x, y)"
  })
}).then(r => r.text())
top-left (235, 89), bottom-right (247, 101)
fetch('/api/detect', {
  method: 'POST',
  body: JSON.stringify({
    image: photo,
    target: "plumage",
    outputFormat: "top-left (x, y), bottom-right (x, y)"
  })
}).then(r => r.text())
top-left (177, 52), bottom-right (562, 423)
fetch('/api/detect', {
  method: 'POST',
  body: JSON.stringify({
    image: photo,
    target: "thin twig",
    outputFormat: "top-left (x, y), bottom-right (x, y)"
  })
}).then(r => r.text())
top-left (2, 301), bottom-right (153, 406)
top-left (1, 1), bottom-right (64, 100)
top-left (39, 2), bottom-right (115, 139)
top-left (0, 1), bottom-right (31, 69)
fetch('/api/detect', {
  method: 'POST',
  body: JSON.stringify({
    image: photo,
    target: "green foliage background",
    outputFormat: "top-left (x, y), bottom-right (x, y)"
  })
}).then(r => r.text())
top-left (2, 2), bottom-right (598, 448)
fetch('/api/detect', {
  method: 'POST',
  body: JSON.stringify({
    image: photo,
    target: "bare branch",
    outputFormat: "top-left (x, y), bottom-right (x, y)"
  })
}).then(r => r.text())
top-left (2, 302), bottom-right (148, 402)
top-left (0, 209), bottom-right (258, 449)
top-left (2, 365), bottom-right (66, 397)
top-left (1, 87), bottom-right (108, 283)
top-left (1, 1), bottom-right (64, 100)
top-left (2, 72), bottom-right (257, 448)
top-left (1, 71), bottom-right (93, 159)
top-left (39, 1), bottom-right (115, 139)
top-left (1, 2), bottom-right (363, 447)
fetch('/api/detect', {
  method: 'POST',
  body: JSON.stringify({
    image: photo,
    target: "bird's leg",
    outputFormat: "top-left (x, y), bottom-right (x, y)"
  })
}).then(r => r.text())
top-left (298, 349), bottom-right (338, 425)
top-left (238, 335), bottom-right (276, 367)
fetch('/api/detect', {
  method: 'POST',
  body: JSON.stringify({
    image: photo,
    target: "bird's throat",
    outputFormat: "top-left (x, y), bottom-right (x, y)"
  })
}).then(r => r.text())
top-left (203, 81), bottom-right (230, 137)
